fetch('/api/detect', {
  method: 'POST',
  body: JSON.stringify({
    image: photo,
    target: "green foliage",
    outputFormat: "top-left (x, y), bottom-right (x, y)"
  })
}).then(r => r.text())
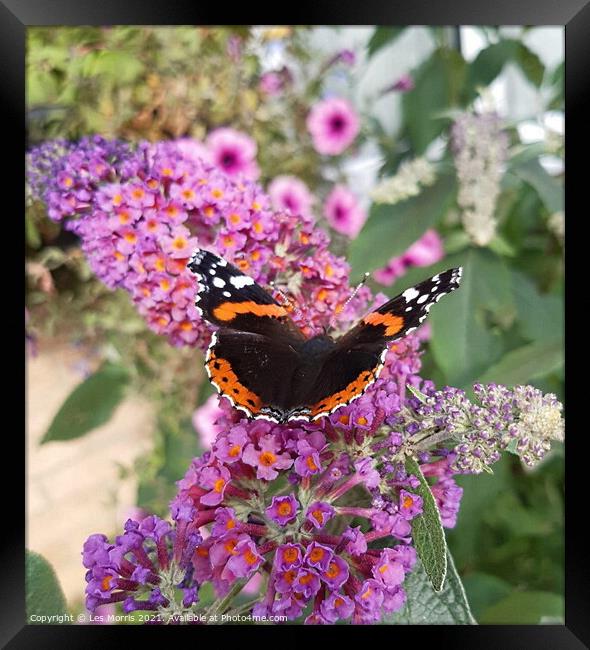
top-left (479, 591), bottom-right (563, 624)
top-left (466, 39), bottom-right (545, 100)
top-left (26, 550), bottom-right (68, 621)
top-left (429, 248), bottom-right (514, 387)
top-left (41, 363), bottom-right (130, 443)
top-left (348, 173), bottom-right (456, 281)
top-left (385, 551), bottom-right (475, 624)
top-left (402, 48), bottom-right (467, 154)
top-left (367, 27), bottom-right (405, 57)
top-left (405, 457), bottom-right (447, 592)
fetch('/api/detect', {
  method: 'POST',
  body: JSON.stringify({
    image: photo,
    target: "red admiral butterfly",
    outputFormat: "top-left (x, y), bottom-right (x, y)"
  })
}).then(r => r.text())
top-left (187, 249), bottom-right (462, 424)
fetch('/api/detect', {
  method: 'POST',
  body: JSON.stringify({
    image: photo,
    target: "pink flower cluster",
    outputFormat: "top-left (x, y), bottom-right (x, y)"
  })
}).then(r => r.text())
top-left (30, 135), bottom-right (372, 348)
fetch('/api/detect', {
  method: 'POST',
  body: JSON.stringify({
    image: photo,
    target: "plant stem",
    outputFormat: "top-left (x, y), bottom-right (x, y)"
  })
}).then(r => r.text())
top-left (205, 579), bottom-right (247, 620)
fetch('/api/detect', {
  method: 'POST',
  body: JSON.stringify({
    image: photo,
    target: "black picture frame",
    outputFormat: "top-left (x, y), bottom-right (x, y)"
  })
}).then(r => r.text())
top-left (11, 1), bottom-right (586, 646)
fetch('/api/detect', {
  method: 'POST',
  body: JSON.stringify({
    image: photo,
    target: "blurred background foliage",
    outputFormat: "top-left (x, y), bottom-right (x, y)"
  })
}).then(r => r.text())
top-left (26, 26), bottom-right (563, 623)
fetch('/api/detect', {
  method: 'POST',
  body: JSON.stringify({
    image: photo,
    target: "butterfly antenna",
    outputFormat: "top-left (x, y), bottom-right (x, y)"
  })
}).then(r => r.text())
top-left (327, 272), bottom-right (370, 332)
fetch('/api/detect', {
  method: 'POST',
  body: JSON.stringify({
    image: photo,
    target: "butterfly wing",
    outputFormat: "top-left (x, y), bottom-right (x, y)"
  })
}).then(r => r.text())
top-left (300, 267), bottom-right (463, 420)
top-left (206, 329), bottom-right (305, 422)
top-left (187, 248), bottom-right (305, 341)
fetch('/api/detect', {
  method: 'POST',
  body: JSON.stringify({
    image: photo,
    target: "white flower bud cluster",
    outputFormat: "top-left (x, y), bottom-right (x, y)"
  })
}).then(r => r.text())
top-left (370, 157), bottom-right (436, 205)
top-left (451, 113), bottom-right (508, 247)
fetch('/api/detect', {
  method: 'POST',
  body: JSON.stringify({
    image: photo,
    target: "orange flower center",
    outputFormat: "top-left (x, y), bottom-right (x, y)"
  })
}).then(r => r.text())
top-left (259, 451), bottom-right (276, 467)
top-left (277, 502), bottom-right (293, 516)
top-left (214, 478), bottom-right (226, 493)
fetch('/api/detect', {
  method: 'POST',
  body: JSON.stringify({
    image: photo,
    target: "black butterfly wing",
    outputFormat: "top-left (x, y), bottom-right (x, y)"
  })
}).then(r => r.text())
top-left (300, 268), bottom-right (463, 420)
top-left (187, 248), bottom-right (306, 341)
top-left (206, 329), bottom-right (304, 422)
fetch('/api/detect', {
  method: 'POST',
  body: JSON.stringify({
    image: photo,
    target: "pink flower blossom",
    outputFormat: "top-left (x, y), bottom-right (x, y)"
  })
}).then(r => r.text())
top-left (306, 98), bottom-right (360, 156)
top-left (323, 185), bottom-right (367, 239)
top-left (205, 128), bottom-right (260, 179)
top-left (268, 175), bottom-right (315, 218)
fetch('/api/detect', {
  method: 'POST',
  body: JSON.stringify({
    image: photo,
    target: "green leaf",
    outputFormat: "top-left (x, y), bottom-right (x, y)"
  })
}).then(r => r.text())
top-left (41, 362), bottom-right (130, 443)
top-left (349, 173), bottom-right (456, 281)
top-left (475, 340), bottom-right (563, 387)
top-left (479, 591), bottom-right (564, 624)
top-left (367, 27), bottom-right (405, 57)
top-left (26, 549), bottom-right (68, 622)
top-left (405, 457), bottom-right (447, 592)
top-left (402, 48), bottom-right (467, 154)
top-left (406, 384), bottom-right (429, 404)
top-left (467, 40), bottom-right (518, 96)
top-left (385, 551), bottom-right (476, 624)
top-left (429, 248), bottom-right (514, 386)
top-left (511, 271), bottom-right (564, 344)
top-left (462, 572), bottom-right (512, 621)
top-left (511, 159), bottom-right (563, 214)
top-left (515, 42), bottom-right (545, 88)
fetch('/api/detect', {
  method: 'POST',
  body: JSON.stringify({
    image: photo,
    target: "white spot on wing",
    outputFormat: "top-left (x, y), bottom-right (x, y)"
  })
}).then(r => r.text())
top-left (212, 277), bottom-right (226, 288)
top-left (403, 287), bottom-right (419, 302)
top-left (230, 275), bottom-right (255, 289)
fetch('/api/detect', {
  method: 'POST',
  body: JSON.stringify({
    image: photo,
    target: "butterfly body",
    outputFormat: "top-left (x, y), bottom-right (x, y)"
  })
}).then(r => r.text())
top-left (188, 249), bottom-right (462, 424)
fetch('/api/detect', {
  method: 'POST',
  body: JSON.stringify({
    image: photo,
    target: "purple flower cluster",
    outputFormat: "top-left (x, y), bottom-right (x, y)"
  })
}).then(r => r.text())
top-left (27, 135), bottom-right (372, 348)
top-left (83, 515), bottom-right (200, 617)
top-left (392, 382), bottom-right (565, 474)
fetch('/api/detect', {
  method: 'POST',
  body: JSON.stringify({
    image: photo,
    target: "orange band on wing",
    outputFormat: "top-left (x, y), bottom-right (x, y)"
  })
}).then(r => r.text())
top-left (363, 312), bottom-right (404, 337)
top-left (207, 351), bottom-right (263, 413)
top-left (310, 368), bottom-right (378, 418)
top-left (212, 300), bottom-right (288, 322)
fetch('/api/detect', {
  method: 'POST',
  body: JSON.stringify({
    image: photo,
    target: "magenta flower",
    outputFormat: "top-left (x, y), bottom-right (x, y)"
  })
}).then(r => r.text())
top-left (304, 542), bottom-right (333, 571)
top-left (266, 494), bottom-right (300, 526)
top-left (306, 97), bottom-right (360, 156)
top-left (372, 549), bottom-right (406, 588)
top-left (323, 185), bottom-right (367, 239)
top-left (274, 544), bottom-right (303, 571)
top-left (205, 128), bottom-right (260, 179)
top-left (223, 537), bottom-right (263, 579)
top-left (242, 434), bottom-right (294, 480)
top-left (268, 175), bottom-right (315, 218)
top-left (397, 489), bottom-right (423, 520)
top-left (196, 463), bottom-right (231, 506)
top-left (321, 592), bottom-right (355, 623)
top-left (305, 502), bottom-right (335, 529)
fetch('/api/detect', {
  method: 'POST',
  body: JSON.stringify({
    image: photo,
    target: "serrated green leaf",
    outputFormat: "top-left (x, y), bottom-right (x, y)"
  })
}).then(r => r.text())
top-left (479, 591), bottom-right (563, 624)
top-left (511, 158), bottom-right (563, 214)
top-left (41, 363), bottom-right (130, 443)
top-left (26, 550), bottom-right (68, 622)
top-left (405, 457), bottom-right (447, 592)
top-left (384, 550), bottom-right (476, 624)
top-left (474, 340), bottom-right (563, 387)
top-left (402, 48), bottom-right (467, 154)
top-left (349, 173), bottom-right (456, 281)
top-left (367, 27), bottom-right (405, 57)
